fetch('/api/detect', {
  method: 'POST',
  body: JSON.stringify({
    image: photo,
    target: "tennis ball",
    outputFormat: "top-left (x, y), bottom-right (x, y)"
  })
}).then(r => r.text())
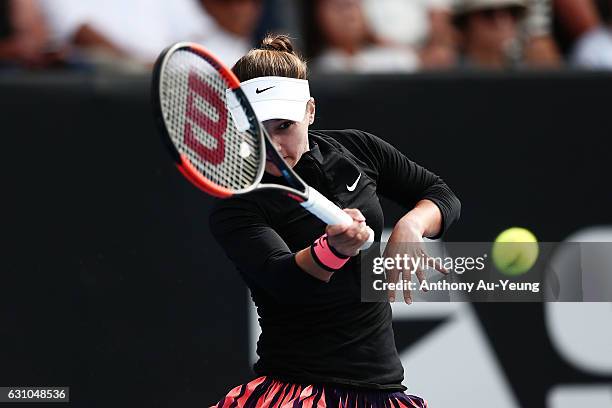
top-left (492, 227), bottom-right (539, 276)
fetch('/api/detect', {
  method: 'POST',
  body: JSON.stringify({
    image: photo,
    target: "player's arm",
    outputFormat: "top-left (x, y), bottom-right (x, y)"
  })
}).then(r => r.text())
top-left (295, 208), bottom-right (370, 281)
top-left (354, 130), bottom-right (461, 301)
top-left (346, 130), bottom-right (461, 238)
top-left (380, 155), bottom-right (459, 240)
top-left (209, 201), bottom-right (367, 300)
top-left (396, 199), bottom-right (444, 240)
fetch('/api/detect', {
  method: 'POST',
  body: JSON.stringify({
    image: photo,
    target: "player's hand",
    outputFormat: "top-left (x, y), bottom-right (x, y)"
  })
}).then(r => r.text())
top-left (383, 218), bottom-right (449, 304)
top-left (326, 209), bottom-right (370, 257)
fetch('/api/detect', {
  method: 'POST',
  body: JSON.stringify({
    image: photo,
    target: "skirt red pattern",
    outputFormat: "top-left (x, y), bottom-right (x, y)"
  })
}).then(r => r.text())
top-left (211, 376), bottom-right (428, 408)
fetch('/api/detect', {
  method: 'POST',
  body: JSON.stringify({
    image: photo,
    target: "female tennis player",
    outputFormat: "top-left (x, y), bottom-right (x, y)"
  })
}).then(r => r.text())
top-left (209, 34), bottom-right (461, 408)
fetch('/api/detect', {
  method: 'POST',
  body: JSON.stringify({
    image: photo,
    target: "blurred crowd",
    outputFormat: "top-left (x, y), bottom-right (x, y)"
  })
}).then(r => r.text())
top-left (1, 0), bottom-right (612, 73)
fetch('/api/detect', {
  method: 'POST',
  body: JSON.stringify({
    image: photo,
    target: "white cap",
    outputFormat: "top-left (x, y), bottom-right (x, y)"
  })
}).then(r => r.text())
top-left (226, 76), bottom-right (311, 128)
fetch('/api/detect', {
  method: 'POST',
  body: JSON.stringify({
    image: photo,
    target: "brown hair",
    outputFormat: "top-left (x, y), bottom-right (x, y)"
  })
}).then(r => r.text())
top-left (232, 34), bottom-right (308, 82)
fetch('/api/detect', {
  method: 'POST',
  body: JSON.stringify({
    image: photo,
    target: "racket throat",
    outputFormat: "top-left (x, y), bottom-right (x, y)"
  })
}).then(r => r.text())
top-left (286, 193), bottom-right (305, 203)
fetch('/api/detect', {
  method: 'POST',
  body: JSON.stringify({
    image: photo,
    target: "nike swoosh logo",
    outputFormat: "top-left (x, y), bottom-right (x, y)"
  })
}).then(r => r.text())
top-left (346, 173), bottom-right (361, 192)
top-left (255, 86), bottom-right (275, 94)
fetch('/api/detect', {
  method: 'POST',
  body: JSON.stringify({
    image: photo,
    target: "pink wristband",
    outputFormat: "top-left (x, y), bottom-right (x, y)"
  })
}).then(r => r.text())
top-left (311, 234), bottom-right (350, 272)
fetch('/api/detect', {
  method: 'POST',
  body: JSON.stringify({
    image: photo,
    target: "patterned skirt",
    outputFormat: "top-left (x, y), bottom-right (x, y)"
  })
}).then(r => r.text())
top-left (211, 376), bottom-right (428, 408)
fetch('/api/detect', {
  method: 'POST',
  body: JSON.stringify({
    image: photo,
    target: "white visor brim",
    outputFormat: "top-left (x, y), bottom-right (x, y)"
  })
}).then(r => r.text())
top-left (227, 76), bottom-right (310, 126)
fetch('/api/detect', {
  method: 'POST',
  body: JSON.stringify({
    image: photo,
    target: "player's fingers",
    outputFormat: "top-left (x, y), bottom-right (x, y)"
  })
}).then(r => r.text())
top-left (326, 223), bottom-right (349, 237)
top-left (427, 255), bottom-right (449, 275)
top-left (352, 223), bottom-right (369, 241)
top-left (415, 267), bottom-right (427, 292)
top-left (330, 236), bottom-right (367, 257)
top-left (402, 271), bottom-right (413, 305)
top-left (386, 265), bottom-right (400, 302)
top-left (333, 222), bottom-right (368, 244)
top-left (355, 229), bottom-right (369, 242)
top-left (343, 208), bottom-right (366, 223)
top-left (405, 244), bottom-right (426, 295)
top-left (416, 244), bottom-right (446, 275)
top-left (327, 222), bottom-right (369, 257)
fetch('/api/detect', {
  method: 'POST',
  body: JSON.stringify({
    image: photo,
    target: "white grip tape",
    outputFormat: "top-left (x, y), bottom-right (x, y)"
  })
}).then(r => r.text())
top-left (301, 187), bottom-right (351, 225)
top-left (300, 187), bottom-right (374, 250)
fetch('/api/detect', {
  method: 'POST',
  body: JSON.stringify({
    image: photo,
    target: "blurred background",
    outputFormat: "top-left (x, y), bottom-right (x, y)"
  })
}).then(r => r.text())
top-left (1, 0), bottom-right (611, 407)
top-left (2, 0), bottom-right (612, 72)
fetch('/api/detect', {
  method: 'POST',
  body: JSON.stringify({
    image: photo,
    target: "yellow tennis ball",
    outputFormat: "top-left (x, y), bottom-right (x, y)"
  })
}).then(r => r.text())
top-left (492, 227), bottom-right (539, 276)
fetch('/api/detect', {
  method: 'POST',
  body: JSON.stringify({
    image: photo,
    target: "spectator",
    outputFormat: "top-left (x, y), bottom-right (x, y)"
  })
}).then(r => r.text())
top-left (553, 0), bottom-right (601, 54)
top-left (562, 0), bottom-right (612, 68)
top-left (359, 0), bottom-right (559, 70)
top-left (522, 0), bottom-right (561, 67)
top-left (199, 0), bottom-right (263, 66)
top-left (38, 0), bottom-right (262, 71)
top-left (453, 0), bottom-right (532, 69)
top-left (0, 0), bottom-right (63, 68)
top-left (361, 0), bottom-right (458, 69)
top-left (305, 0), bottom-right (419, 73)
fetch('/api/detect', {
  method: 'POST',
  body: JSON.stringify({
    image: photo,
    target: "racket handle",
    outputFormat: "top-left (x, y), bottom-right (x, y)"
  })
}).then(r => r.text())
top-left (300, 187), bottom-right (374, 250)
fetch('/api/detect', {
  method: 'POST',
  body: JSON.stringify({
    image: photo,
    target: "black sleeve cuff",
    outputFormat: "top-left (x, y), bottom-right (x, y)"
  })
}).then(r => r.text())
top-left (422, 185), bottom-right (461, 240)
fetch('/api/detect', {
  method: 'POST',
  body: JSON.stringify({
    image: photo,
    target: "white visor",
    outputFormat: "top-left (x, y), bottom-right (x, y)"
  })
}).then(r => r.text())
top-left (226, 76), bottom-right (310, 128)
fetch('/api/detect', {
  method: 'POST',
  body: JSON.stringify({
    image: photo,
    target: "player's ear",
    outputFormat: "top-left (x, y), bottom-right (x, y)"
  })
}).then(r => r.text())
top-left (307, 98), bottom-right (316, 125)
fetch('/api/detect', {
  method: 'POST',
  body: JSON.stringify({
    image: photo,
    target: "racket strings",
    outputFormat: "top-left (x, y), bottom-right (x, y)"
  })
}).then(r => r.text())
top-left (160, 50), bottom-right (261, 192)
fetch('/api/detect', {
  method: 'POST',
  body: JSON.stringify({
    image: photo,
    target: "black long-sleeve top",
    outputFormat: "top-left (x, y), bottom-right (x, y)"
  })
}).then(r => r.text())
top-left (209, 129), bottom-right (461, 390)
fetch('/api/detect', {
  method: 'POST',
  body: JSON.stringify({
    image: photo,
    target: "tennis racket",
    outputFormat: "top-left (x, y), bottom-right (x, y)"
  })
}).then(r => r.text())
top-left (152, 42), bottom-right (373, 249)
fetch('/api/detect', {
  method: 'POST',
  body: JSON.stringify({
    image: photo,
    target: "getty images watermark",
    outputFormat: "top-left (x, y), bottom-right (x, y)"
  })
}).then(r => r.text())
top-left (360, 242), bottom-right (612, 302)
top-left (371, 253), bottom-right (540, 293)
